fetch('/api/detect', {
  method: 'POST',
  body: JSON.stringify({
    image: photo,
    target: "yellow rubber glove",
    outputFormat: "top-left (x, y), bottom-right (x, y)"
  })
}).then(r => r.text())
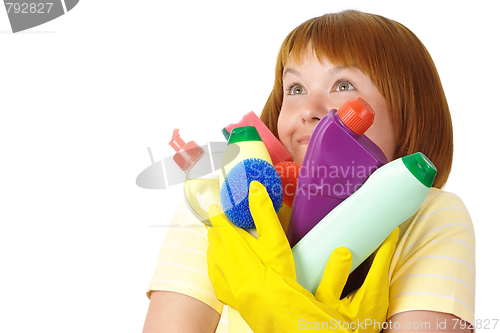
top-left (207, 181), bottom-right (398, 333)
top-left (315, 227), bottom-right (399, 331)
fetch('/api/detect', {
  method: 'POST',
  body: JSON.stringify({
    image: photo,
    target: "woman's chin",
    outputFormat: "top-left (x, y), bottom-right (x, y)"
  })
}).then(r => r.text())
top-left (293, 156), bottom-right (304, 166)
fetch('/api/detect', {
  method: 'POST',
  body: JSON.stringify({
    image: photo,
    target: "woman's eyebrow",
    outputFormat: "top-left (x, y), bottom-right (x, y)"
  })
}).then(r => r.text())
top-left (283, 66), bottom-right (350, 79)
top-left (283, 67), bottom-right (300, 78)
top-left (328, 66), bottom-right (349, 75)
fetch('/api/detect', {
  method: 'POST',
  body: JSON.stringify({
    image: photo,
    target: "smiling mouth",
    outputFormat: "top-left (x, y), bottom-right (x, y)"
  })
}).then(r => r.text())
top-left (298, 135), bottom-right (311, 145)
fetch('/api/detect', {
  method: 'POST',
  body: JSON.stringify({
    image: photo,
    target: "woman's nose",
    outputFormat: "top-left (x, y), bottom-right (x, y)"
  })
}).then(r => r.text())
top-left (300, 94), bottom-right (330, 123)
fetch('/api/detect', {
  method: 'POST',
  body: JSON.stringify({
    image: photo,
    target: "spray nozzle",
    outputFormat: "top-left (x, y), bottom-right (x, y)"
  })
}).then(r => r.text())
top-left (169, 128), bottom-right (186, 152)
top-left (168, 129), bottom-right (204, 171)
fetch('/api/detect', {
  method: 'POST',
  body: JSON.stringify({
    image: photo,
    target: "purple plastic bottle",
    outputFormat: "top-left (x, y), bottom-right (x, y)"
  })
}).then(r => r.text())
top-left (286, 98), bottom-right (388, 247)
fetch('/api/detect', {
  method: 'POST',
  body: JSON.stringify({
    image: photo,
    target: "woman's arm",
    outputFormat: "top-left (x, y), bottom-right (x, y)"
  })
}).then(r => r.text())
top-left (142, 291), bottom-right (221, 333)
top-left (385, 311), bottom-right (473, 333)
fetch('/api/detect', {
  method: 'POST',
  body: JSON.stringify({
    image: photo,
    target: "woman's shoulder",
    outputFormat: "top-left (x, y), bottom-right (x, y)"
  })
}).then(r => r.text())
top-left (401, 187), bottom-right (474, 240)
top-left (158, 200), bottom-right (211, 265)
top-left (418, 188), bottom-right (471, 221)
top-left (424, 187), bottom-right (468, 207)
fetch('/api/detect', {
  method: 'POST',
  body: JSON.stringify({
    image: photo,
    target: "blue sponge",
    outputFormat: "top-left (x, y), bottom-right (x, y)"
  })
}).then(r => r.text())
top-left (220, 158), bottom-right (283, 229)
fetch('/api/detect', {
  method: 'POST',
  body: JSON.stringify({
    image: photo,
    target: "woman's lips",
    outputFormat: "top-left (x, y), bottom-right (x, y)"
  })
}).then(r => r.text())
top-left (297, 135), bottom-right (311, 145)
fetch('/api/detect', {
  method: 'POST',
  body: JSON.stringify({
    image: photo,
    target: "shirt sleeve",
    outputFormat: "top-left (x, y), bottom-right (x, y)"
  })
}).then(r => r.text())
top-left (388, 189), bottom-right (475, 324)
top-left (146, 201), bottom-right (224, 315)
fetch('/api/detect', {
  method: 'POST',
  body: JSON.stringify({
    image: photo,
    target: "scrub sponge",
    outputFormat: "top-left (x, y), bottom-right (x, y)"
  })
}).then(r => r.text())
top-left (220, 158), bottom-right (283, 229)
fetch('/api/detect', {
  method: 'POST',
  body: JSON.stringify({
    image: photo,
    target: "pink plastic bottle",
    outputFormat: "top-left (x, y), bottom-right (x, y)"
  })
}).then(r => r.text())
top-left (286, 98), bottom-right (388, 247)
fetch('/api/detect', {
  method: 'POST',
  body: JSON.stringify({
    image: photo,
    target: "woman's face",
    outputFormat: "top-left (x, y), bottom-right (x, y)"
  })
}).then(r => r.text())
top-left (277, 50), bottom-right (396, 165)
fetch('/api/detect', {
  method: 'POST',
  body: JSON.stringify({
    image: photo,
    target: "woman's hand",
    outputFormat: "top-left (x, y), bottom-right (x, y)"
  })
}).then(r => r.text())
top-left (208, 180), bottom-right (298, 284)
top-left (207, 181), bottom-right (308, 312)
top-left (207, 181), bottom-right (398, 332)
top-left (315, 227), bottom-right (399, 330)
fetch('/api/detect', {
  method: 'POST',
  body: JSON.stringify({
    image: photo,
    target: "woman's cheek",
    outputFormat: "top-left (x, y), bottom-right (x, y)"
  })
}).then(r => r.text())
top-left (277, 111), bottom-right (288, 143)
top-left (277, 118), bottom-right (294, 158)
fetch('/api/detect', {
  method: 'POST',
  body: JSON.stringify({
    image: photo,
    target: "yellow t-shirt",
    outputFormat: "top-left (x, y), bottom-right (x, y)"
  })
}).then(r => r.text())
top-left (146, 188), bottom-right (475, 331)
top-left (146, 200), bottom-right (231, 333)
top-left (388, 188), bottom-right (475, 324)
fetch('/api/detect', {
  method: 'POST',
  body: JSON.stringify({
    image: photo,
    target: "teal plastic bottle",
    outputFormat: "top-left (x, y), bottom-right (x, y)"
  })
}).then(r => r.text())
top-left (291, 152), bottom-right (437, 294)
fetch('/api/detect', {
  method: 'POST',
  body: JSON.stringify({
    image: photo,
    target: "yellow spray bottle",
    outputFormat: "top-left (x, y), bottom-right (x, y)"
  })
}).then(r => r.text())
top-left (219, 126), bottom-right (283, 231)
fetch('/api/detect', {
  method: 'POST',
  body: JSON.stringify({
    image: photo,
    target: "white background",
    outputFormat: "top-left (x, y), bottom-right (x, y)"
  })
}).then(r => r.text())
top-left (1, 0), bottom-right (498, 332)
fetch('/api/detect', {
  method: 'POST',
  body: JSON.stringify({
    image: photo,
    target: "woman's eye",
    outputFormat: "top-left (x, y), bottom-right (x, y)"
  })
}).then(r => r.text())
top-left (336, 81), bottom-right (355, 91)
top-left (289, 85), bottom-right (305, 95)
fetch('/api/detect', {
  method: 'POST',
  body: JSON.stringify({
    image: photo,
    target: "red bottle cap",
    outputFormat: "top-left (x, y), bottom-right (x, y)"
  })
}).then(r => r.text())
top-left (337, 98), bottom-right (375, 135)
top-left (168, 129), bottom-right (204, 171)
